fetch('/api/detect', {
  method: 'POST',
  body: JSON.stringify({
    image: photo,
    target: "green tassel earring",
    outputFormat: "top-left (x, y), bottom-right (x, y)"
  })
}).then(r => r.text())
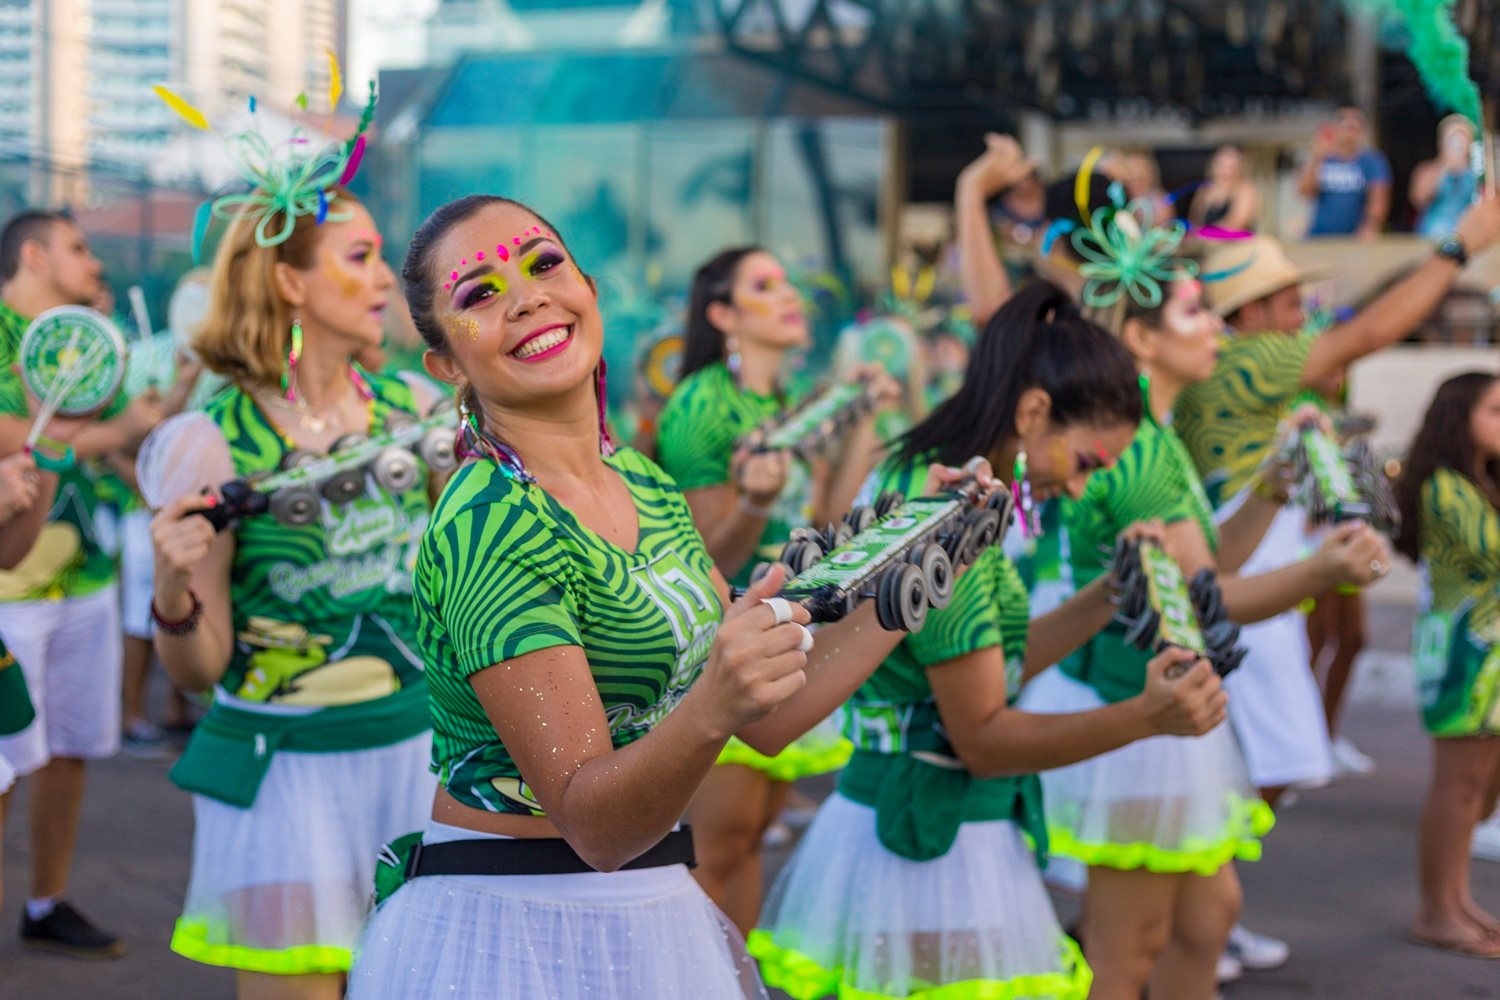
top-left (282, 316), bottom-right (303, 402)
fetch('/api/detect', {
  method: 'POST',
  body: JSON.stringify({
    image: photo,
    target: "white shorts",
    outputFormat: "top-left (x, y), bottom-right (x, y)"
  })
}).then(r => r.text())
top-left (1216, 498), bottom-right (1333, 790)
top-left (0, 586), bottom-right (123, 776)
top-left (120, 509), bottom-right (155, 641)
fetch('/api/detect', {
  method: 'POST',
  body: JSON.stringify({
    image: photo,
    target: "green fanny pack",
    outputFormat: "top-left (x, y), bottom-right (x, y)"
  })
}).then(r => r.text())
top-left (837, 749), bottom-right (1048, 866)
top-left (0, 647), bottom-right (35, 737)
top-left (169, 682), bottom-right (430, 808)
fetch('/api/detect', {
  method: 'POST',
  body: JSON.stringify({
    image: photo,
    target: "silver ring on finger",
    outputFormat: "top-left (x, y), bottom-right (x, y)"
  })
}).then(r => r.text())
top-left (762, 597), bottom-right (794, 625)
top-left (1370, 560), bottom-right (1387, 578)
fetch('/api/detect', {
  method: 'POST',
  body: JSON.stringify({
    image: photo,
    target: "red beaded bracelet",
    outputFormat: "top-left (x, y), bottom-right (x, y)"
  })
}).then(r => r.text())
top-left (151, 590), bottom-right (204, 636)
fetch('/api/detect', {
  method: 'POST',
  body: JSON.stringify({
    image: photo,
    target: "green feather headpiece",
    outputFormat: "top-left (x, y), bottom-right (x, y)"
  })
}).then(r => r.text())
top-left (153, 51), bottom-right (377, 262)
top-left (1070, 183), bottom-right (1197, 310)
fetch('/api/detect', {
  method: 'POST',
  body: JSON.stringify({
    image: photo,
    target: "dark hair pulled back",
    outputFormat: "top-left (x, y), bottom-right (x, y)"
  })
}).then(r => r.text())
top-left (893, 280), bottom-right (1143, 468)
top-left (680, 246), bottom-right (765, 380)
top-left (1394, 371), bottom-right (1500, 562)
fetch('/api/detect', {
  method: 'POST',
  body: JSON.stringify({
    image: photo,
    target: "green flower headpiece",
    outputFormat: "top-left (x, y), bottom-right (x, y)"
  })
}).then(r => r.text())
top-left (153, 50), bottom-right (377, 262)
top-left (1070, 184), bottom-right (1197, 310)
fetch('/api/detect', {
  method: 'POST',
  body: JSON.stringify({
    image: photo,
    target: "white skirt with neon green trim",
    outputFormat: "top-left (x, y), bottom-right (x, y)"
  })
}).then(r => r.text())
top-left (752, 793), bottom-right (1090, 1000)
top-left (717, 715), bottom-right (852, 782)
top-left (349, 824), bottom-right (767, 999)
top-left (1017, 667), bottom-right (1273, 876)
top-left (172, 730), bottom-right (435, 975)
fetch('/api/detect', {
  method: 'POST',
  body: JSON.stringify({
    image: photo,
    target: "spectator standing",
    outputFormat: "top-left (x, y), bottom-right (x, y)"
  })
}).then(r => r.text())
top-left (1115, 150), bottom-right (1174, 220)
top-left (1300, 106), bottom-right (1392, 239)
top-left (0, 209), bottom-right (162, 959)
top-left (1411, 115), bottom-right (1480, 240)
top-left (1190, 144), bottom-right (1261, 232)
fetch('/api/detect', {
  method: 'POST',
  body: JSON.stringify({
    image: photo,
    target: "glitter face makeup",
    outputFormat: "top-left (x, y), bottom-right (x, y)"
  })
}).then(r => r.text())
top-left (455, 273), bottom-right (510, 310)
top-left (442, 227), bottom-right (555, 290)
top-left (445, 314), bottom-right (481, 341)
top-left (322, 249), bottom-right (362, 298)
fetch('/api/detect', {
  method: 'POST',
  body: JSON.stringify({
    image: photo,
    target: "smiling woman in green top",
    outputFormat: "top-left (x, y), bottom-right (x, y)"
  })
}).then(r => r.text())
top-left (1394, 372), bottom-right (1500, 959)
top-left (348, 195), bottom-right (932, 1000)
top-left (657, 247), bottom-right (899, 933)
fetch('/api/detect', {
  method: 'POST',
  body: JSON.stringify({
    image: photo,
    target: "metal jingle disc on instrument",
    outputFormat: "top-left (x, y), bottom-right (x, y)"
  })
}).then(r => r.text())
top-left (373, 445), bottom-right (420, 493)
top-left (20, 306), bottom-right (128, 416)
top-left (419, 426), bottom-right (457, 472)
top-left (270, 485), bottom-right (321, 526)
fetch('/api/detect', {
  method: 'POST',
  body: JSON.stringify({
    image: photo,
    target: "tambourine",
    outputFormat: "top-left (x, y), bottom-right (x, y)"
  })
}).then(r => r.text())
top-left (642, 332), bottom-right (684, 402)
top-left (855, 318), bottom-right (916, 377)
top-left (20, 306), bottom-right (127, 417)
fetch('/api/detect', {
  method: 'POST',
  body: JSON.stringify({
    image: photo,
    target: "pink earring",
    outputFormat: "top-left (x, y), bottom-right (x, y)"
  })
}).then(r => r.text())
top-left (596, 361), bottom-right (615, 456)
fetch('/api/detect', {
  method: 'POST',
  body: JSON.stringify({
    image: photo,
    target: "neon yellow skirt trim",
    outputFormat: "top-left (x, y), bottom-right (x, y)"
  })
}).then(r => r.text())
top-left (171, 918), bottom-right (351, 975)
top-left (1046, 798), bottom-right (1276, 876)
top-left (747, 928), bottom-right (1092, 999)
top-left (716, 735), bottom-right (853, 782)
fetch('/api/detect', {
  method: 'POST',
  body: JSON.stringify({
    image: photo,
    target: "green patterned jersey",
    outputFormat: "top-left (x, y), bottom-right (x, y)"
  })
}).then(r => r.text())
top-left (0, 301), bottom-right (128, 603)
top-left (416, 448), bottom-right (724, 815)
top-left (656, 362), bottom-right (813, 587)
top-left (1061, 397), bottom-right (1218, 703)
top-left (205, 376), bottom-right (429, 708)
top-left (842, 455), bottom-right (1030, 754)
top-left (1175, 330), bottom-right (1315, 507)
top-left (1419, 469), bottom-right (1500, 633)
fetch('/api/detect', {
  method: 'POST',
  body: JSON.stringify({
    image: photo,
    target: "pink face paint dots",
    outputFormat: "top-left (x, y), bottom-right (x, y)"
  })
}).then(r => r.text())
top-left (496, 245), bottom-right (509, 261)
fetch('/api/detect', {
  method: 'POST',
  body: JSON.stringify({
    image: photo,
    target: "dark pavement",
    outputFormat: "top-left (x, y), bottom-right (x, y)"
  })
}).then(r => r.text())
top-left (3, 601), bottom-right (1498, 998)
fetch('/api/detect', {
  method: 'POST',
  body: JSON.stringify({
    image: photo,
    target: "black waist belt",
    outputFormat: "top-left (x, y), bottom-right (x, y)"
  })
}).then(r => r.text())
top-left (405, 826), bottom-right (696, 878)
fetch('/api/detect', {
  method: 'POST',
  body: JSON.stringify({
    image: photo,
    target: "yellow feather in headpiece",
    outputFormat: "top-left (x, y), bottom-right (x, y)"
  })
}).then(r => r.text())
top-left (152, 85), bottom-right (209, 131)
top-left (326, 47), bottom-right (343, 110)
top-left (1076, 146), bottom-right (1105, 221)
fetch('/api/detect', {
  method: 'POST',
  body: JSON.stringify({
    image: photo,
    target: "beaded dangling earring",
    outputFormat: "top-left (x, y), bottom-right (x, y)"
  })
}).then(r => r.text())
top-left (455, 384), bottom-right (535, 485)
top-left (725, 336), bottom-right (742, 378)
top-left (1013, 448), bottom-right (1038, 538)
top-left (282, 316), bottom-right (303, 402)
top-left (595, 361), bottom-right (616, 457)
top-left (455, 385), bottom-right (482, 458)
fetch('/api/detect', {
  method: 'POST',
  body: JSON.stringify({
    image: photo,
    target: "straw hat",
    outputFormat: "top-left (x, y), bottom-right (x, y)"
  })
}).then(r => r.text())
top-left (1202, 235), bottom-right (1331, 318)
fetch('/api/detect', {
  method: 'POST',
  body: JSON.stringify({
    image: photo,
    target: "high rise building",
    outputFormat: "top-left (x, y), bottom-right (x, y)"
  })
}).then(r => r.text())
top-left (87, 0), bottom-right (176, 171)
top-left (0, 0), bottom-right (348, 201)
top-left (181, 0), bottom-right (345, 117)
top-left (0, 0), bottom-right (91, 203)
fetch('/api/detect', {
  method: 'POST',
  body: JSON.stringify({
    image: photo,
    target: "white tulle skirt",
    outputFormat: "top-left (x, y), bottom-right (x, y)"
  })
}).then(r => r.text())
top-left (348, 822), bottom-right (766, 1000)
top-left (751, 794), bottom-right (1090, 999)
top-left (1018, 667), bottom-right (1274, 876)
top-left (171, 730), bottom-right (435, 974)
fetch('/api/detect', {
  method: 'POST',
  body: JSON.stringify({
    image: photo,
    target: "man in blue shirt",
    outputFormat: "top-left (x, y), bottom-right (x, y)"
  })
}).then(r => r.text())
top-left (1299, 106), bottom-right (1392, 239)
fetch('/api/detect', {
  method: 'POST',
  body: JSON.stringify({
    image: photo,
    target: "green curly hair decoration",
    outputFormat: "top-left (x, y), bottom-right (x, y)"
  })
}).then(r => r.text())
top-left (1070, 185), bottom-right (1197, 310)
top-left (155, 73), bottom-right (378, 262)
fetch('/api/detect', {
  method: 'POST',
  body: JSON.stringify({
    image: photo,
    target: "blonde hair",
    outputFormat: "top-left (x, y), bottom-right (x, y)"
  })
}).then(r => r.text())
top-left (193, 186), bottom-right (360, 390)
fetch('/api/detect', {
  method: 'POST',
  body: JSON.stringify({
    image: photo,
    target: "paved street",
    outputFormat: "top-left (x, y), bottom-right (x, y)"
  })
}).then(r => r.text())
top-left (3, 600), bottom-right (1498, 999)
